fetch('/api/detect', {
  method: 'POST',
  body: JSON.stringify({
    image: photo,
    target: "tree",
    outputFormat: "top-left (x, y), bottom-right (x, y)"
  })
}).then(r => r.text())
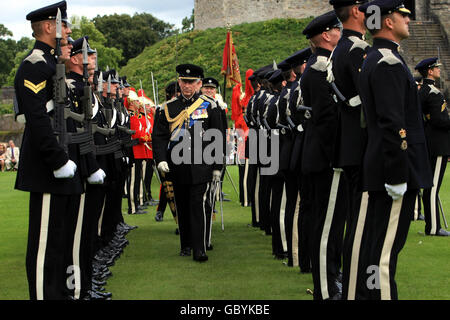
top-left (70, 16), bottom-right (123, 70)
top-left (182, 9), bottom-right (195, 33)
top-left (93, 13), bottom-right (175, 66)
top-left (0, 24), bottom-right (33, 88)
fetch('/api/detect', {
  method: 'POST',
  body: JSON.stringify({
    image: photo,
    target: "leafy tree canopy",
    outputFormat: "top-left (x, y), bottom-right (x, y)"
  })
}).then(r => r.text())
top-left (93, 12), bottom-right (175, 66)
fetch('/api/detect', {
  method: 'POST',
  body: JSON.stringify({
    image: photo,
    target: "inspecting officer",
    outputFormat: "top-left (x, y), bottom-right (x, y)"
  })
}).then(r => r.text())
top-left (153, 64), bottom-right (224, 262)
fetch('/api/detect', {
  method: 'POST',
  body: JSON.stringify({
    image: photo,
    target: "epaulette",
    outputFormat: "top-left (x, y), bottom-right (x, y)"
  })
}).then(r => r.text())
top-left (65, 78), bottom-right (76, 90)
top-left (24, 49), bottom-right (47, 65)
top-left (348, 36), bottom-right (370, 52)
top-left (200, 95), bottom-right (217, 109)
top-left (377, 48), bottom-right (402, 66)
top-left (161, 97), bottom-right (178, 111)
top-left (311, 55), bottom-right (329, 72)
top-left (428, 84), bottom-right (441, 95)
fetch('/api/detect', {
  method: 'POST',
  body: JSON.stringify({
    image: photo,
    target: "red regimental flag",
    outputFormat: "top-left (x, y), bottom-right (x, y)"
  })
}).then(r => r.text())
top-left (221, 30), bottom-right (242, 88)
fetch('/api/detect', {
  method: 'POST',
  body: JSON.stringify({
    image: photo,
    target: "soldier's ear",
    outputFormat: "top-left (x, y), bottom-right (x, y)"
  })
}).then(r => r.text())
top-left (42, 20), bottom-right (55, 36)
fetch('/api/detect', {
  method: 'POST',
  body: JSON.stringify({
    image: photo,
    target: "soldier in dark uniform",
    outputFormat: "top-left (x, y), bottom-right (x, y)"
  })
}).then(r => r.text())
top-left (244, 70), bottom-right (262, 228)
top-left (416, 57), bottom-right (450, 237)
top-left (66, 37), bottom-right (119, 300)
top-left (300, 11), bottom-right (344, 300)
top-left (263, 69), bottom-right (288, 259)
top-left (255, 67), bottom-right (276, 236)
top-left (357, 0), bottom-right (433, 300)
top-left (14, 1), bottom-right (83, 300)
top-left (153, 64), bottom-right (224, 262)
top-left (276, 48), bottom-right (312, 270)
top-left (329, 0), bottom-right (370, 300)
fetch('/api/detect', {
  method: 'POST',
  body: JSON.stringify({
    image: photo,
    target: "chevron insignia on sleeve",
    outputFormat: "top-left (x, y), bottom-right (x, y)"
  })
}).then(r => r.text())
top-left (24, 80), bottom-right (47, 94)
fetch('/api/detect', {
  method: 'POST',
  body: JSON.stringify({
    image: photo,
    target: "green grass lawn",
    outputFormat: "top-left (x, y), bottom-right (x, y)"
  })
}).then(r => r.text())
top-left (0, 165), bottom-right (449, 300)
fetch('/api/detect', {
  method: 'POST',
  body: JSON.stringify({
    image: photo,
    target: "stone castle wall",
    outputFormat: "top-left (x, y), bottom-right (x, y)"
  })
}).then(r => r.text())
top-left (194, 0), bottom-right (330, 30)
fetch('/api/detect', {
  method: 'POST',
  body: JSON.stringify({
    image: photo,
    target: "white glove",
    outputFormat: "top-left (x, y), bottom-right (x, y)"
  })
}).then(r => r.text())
top-left (384, 183), bottom-right (407, 200)
top-left (87, 169), bottom-right (106, 185)
top-left (212, 170), bottom-right (221, 183)
top-left (53, 160), bottom-right (77, 179)
top-left (157, 161), bottom-right (170, 173)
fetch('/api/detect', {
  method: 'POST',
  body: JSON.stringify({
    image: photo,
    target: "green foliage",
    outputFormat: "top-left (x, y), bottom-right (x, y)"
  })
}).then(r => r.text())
top-left (121, 18), bottom-right (314, 104)
top-left (0, 24), bottom-right (34, 88)
top-left (6, 41), bottom-right (35, 86)
top-left (70, 16), bottom-right (123, 70)
top-left (182, 9), bottom-right (195, 33)
top-left (0, 103), bottom-right (13, 115)
top-left (93, 13), bottom-right (175, 66)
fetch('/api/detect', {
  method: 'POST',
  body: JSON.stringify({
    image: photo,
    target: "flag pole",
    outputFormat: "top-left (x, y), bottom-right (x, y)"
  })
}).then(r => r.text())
top-left (223, 24), bottom-right (231, 102)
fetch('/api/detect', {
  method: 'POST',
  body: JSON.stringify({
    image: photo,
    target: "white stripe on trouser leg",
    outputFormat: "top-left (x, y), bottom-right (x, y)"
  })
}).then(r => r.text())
top-left (320, 168), bottom-right (342, 300)
top-left (130, 163), bottom-right (136, 213)
top-left (243, 159), bottom-right (249, 206)
top-left (36, 193), bottom-right (51, 300)
top-left (97, 196), bottom-right (107, 237)
top-left (140, 161), bottom-right (145, 206)
top-left (430, 156), bottom-right (442, 235)
top-left (292, 192), bottom-right (300, 267)
top-left (73, 193), bottom-right (85, 299)
top-left (347, 191), bottom-right (369, 300)
top-left (280, 183), bottom-right (287, 252)
top-left (379, 196), bottom-right (403, 300)
top-left (414, 195), bottom-right (419, 221)
top-left (255, 169), bottom-right (260, 223)
top-left (202, 183), bottom-right (210, 252)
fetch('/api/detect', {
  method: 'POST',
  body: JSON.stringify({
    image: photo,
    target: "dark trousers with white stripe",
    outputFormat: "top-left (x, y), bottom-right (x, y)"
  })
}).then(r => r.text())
top-left (238, 162), bottom-right (246, 206)
top-left (81, 184), bottom-right (107, 297)
top-left (283, 172), bottom-right (299, 266)
top-left (26, 193), bottom-right (81, 300)
top-left (422, 155), bottom-right (447, 235)
top-left (247, 163), bottom-right (258, 226)
top-left (298, 173), bottom-right (313, 273)
top-left (341, 166), bottom-right (364, 300)
top-left (173, 182), bottom-right (209, 253)
top-left (309, 168), bottom-right (347, 300)
top-left (358, 190), bottom-right (416, 300)
top-left (270, 175), bottom-right (285, 256)
top-left (102, 165), bottom-right (127, 246)
top-left (127, 160), bottom-right (142, 214)
top-left (144, 159), bottom-right (154, 200)
top-left (259, 173), bottom-right (272, 234)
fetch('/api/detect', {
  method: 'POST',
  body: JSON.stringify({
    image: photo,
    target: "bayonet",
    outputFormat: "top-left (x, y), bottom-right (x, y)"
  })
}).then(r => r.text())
top-left (55, 8), bottom-right (62, 57)
top-left (82, 38), bottom-right (89, 83)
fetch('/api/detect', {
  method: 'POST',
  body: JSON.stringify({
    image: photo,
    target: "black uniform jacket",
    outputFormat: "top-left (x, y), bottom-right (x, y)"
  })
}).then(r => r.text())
top-left (359, 38), bottom-right (432, 191)
top-left (331, 29), bottom-right (370, 167)
top-left (14, 41), bottom-right (83, 195)
top-left (287, 75), bottom-right (310, 174)
top-left (152, 93), bottom-right (223, 185)
top-left (419, 78), bottom-right (450, 157)
top-left (301, 47), bottom-right (338, 175)
top-left (66, 71), bottom-right (101, 178)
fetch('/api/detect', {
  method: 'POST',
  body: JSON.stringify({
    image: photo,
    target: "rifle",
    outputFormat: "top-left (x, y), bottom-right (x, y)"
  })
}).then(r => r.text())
top-left (52, 9), bottom-right (91, 154)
